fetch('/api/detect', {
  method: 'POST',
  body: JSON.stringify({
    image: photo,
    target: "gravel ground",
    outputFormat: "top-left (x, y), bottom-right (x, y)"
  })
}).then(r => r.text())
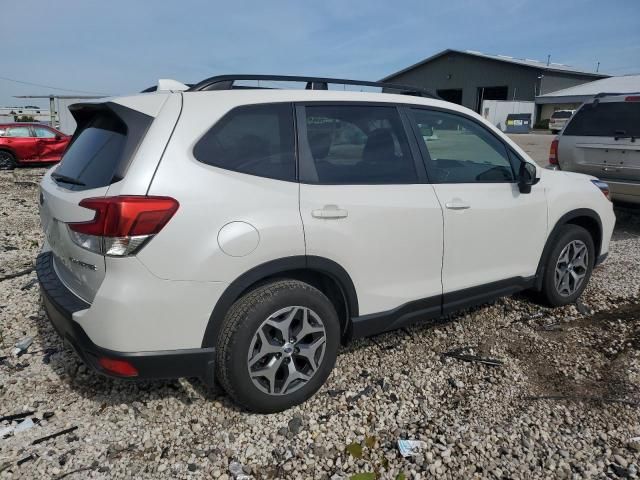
top-left (1, 166), bottom-right (639, 480)
top-left (506, 134), bottom-right (553, 167)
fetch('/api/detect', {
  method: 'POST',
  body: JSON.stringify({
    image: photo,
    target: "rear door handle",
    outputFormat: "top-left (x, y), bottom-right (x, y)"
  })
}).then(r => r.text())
top-left (311, 205), bottom-right (348, 219)
top-left (445, 200), bottom-right (471, 210)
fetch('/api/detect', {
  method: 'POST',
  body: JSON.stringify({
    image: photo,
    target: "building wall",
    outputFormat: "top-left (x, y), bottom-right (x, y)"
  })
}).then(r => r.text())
top-left (481, 100), bottom-right (535, 131)
top-left (540, 73), bottom-right (600, 96)
top-left (540, 103), bottom-right (582, 121)
top-left (385, 53), bottom-right (542, 110)
top-left (384, 52), bottom-right (601, 112)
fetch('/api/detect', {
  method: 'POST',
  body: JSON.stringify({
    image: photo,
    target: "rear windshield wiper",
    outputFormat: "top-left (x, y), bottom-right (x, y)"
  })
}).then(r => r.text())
top-left (51, 172), bottom-right (86, 186)
top-left (614, 130), bottom-right (636, 142)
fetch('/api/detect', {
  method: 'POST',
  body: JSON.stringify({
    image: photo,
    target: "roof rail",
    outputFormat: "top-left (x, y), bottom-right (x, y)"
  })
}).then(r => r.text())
top-left (186, 74), bottom-right (439, 99)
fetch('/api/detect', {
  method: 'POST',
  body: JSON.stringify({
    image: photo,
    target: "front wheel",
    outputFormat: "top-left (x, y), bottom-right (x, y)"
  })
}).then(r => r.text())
top-left (215, 280), bottom-right (340, 413)
top-left (540, 225), bottom-right (595, 306)
top-left (0, 151), bottom-right (16, 170)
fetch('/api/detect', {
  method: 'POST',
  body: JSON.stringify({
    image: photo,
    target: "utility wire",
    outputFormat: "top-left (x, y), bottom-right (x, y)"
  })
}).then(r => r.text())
top-left (0, 76), bottom-right (110, 96)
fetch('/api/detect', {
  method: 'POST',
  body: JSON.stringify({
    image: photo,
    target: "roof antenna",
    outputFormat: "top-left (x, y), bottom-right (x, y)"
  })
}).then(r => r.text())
top-left (546, 54), bottom-right (550, 66)
top-left (596, 61), bottom-right (600, 72)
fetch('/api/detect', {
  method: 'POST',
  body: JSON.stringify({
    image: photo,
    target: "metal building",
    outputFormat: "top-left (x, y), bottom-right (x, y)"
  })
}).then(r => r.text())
top-left (535, 73), bottom-right (640, 120)
top-left (382, 49), bottom-right (607, 115)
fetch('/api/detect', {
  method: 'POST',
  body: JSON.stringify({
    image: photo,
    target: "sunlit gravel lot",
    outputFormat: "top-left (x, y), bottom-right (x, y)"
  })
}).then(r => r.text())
top-left (1, 160), bottom-right (639, 479)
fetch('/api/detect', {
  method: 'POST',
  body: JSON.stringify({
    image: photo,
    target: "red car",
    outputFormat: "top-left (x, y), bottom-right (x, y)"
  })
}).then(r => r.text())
top-left (0, 123), bottom-right (70, 170)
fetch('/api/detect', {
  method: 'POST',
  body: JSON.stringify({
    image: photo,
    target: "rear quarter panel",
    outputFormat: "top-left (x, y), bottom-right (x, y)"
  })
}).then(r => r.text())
top-left (139, 92), bottom-right (306, 283)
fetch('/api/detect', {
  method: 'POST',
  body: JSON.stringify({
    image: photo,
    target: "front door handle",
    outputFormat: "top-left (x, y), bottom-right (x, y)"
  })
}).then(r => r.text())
top-left (312, 205), bottom-right (348, 219)
top-left (445, 199), bottom-right (471, 210)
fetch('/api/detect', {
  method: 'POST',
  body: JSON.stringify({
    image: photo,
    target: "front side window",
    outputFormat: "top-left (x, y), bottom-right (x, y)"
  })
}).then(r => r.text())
top-left (410, 109), bottom-right (514, 183)
top-left (33, 126), bottom-right (57, 138)
top-left (302, 105), bottom-right (417, 184)
top-left (563, 101), bottom-right (640, 137)
top-left (193, 103), bottom-right (296, 182)
top-left (5, 127), bottom-right (31, 138)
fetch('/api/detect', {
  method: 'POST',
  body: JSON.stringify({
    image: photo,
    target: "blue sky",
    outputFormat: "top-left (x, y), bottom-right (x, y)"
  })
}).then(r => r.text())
top-left (2, 0), bottom-right (639, 107)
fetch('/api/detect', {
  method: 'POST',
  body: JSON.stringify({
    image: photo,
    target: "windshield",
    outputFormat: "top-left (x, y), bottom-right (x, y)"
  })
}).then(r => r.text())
top-left (551, 111), bottom-right (573, 119)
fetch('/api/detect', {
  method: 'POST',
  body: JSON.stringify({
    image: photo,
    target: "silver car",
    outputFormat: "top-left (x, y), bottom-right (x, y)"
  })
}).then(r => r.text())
top-left (550, 93), bottom-right (640, 204)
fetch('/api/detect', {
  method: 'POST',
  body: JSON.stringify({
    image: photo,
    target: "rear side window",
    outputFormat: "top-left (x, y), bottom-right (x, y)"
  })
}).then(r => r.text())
top-left (193, 103), bottom-right (296, 182)
top-left (564, 101), bottom-right (640, 137)
top-left (301, 105), bottom-right (417, 184)
top-left (54, 112), bottom-right (127, 189)
top-left (33, 126), bottom-right (57, 138)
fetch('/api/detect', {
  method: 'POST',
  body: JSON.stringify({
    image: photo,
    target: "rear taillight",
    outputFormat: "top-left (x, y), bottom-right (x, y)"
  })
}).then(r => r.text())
top-left (591, 179), bottom-right (611, 201)
top-left (625, 95), bottom-right (640, 102)
top-left (549, 138), bottom-right (559, 165)
top-left (98, 357), bottom-right (138, 377)
top-left (68, 196), bottom-right (179, 256)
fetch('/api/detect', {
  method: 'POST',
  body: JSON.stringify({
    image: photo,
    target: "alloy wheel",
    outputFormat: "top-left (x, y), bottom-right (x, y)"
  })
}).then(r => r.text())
top-left (554, 239), bottom-right (589, 297)
top-left (247, 306), bottom-right (327, 395)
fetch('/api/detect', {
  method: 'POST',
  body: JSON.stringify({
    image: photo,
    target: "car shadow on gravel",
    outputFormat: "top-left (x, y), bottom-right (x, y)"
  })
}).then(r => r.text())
top-left (505, 302), bottom-right (640, 405)
top-left (612, 205), bottom-right (640, 241)
top-left (31, 307), bottom-right (245, 412)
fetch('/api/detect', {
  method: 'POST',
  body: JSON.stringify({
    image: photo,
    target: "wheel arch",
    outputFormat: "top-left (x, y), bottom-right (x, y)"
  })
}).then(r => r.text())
top-left (201, 256), bottom-right (359, 348)
top-left (0, 147), bottom-right (17, 159)
top-left (535, 208), bottom-right (602, 290)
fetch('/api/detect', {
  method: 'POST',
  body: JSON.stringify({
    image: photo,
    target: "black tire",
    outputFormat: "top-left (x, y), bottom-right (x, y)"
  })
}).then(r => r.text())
top-left (215, 279), bottom-right (340, 413)
top-left (0, 151), bottom-right (16, 170)
top-left (540, 224), bottom-right (595, 307)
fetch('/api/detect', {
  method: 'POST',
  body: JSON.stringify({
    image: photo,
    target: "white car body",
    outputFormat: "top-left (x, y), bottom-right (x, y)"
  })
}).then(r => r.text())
top-left (37, 80), bottom-right (615, 399)
top-left (548, 109), bottom-right (576, 133)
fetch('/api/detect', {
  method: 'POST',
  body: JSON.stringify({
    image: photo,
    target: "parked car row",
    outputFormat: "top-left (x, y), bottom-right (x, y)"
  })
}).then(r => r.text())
top-left (0, 123), bottom-right (70, 169)
top-left (549, 93), bottom-right (640, 205)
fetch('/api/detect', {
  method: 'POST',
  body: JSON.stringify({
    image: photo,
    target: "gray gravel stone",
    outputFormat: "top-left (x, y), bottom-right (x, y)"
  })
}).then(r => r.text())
top-left (1, 168), bottom-right (640, 479)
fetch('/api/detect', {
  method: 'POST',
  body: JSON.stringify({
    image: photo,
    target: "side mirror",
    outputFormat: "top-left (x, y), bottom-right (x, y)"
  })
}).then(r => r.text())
top-left (518, 162), bottom-right (538, 194)
top-left (55, 134), bottom-right (62, 140)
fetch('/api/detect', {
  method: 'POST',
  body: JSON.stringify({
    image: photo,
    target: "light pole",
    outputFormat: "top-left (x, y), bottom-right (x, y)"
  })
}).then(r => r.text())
top-left (536, 74), bottom-right (545, 96)
top-left (49, 96), bottom-right (56, 127)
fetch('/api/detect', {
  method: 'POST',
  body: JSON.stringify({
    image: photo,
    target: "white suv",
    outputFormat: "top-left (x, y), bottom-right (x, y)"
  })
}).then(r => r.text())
top-left (37, 75), bottom-right (615, 412)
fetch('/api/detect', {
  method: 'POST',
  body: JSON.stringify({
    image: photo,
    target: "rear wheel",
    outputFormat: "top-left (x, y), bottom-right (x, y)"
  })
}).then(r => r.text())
top-left (216, 279), bottom-right (340, 413)
top-left (540, 225), bottom-right (595, 306)
top-left (0, 151), bottom-right (16, 170)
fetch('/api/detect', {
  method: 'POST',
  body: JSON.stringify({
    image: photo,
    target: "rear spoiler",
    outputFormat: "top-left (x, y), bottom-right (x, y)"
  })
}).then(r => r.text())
top-left (141, 79), bottom-right (190, 93)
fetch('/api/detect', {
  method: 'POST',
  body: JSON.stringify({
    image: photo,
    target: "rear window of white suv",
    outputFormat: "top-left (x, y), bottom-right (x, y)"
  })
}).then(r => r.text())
top-left (563, 101), bottom-right (640, 137)
top-left (53, 104), bottom-right (152, 190)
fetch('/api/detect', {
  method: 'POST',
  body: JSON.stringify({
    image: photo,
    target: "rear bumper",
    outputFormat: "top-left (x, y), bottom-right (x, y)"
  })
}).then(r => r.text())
top-left (607, 180), bottom-right (640, 205)
top-left (36, 252), bottom-right (216, 384)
